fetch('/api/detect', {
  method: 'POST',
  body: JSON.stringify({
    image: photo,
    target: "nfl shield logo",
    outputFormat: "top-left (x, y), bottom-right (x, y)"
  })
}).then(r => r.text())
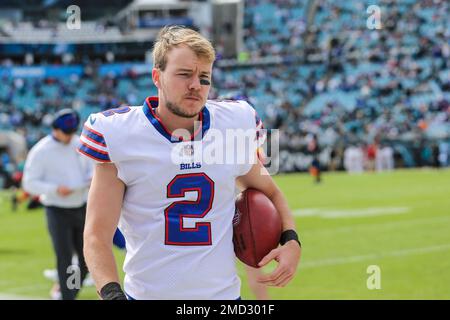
top-left (182, 144), bottom-right (194, 157)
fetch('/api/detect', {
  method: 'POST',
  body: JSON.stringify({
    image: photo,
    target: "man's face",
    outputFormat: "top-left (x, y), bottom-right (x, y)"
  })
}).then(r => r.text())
top-left (154, 45), bottom-right (212, 118)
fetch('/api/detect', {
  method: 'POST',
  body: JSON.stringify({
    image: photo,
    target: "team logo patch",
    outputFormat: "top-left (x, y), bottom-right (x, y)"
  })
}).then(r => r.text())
top-left (180, 144), bottom-right (195, 157)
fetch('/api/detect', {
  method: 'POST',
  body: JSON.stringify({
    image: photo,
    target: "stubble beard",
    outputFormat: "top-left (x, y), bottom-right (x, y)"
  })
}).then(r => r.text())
top-left (166, 100), bottom-right (201, 119)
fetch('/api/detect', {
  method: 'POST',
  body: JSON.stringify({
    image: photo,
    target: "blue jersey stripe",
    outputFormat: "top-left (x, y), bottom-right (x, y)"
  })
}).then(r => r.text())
top-left (78, 144), bottom-right (110, 162)
top-left (82, 126), bottom-right (107, 147)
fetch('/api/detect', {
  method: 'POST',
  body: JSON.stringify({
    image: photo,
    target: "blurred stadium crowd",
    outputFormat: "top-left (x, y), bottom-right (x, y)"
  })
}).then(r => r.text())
top-left (0, 0), bottom-right (449, 188)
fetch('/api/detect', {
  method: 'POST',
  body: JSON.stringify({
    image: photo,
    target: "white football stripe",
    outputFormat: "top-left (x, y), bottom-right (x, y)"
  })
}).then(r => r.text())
top-left (308, 215), bottom-right (450, 236)
top-left (300, 243), bottom-right (450, 269)
top-left (292, 207), bottom-right (410, 219)
top-left (0, 293), bottom-right (44, 300)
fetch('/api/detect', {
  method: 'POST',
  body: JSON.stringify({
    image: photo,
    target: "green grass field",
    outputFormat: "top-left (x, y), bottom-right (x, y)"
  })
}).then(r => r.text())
top-left (1, 168), bottom-right (449, 300)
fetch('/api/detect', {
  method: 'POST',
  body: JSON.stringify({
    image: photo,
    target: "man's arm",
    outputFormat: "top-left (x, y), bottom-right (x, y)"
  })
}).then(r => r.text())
top-left (84, 162), bottom-right (125, 297)
top-left (236, 161), bottom-right (301, 287)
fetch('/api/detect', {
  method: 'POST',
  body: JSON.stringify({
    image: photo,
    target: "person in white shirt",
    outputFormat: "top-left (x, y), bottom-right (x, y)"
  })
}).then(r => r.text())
top-left (79, 26), bottom-right (301, 300)
top-left (344, 145), bottom-right (364, 173)
top-left (22, 109), bottom-right (93, 300)
top-left (376, 144), bottom-right (394, 172)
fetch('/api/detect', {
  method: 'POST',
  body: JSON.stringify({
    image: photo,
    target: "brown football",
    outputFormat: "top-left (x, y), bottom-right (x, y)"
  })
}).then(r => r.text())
top-left (233, 188), bottom-right (282, 268)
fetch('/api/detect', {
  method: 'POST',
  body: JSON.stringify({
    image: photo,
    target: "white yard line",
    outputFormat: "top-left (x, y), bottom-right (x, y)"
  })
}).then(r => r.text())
top-left (4, 283), bottom-right (49, 294)
top-left (307, 215), bottom-right (450, 236)
top-left (0, 293), bottom-right (45, 300)
top-left (293, 207), bottom-right (410, 219)
top-left (300, 243), bottom-right (450, 269)
top-left (0, 281), bottom-right (49, 300)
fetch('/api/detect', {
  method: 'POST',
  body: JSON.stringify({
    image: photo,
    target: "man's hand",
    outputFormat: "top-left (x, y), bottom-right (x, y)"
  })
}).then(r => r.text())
top-left (57, 186), bottom-right (73, 197)
top-left (256, 240), bottom-right (302, 287)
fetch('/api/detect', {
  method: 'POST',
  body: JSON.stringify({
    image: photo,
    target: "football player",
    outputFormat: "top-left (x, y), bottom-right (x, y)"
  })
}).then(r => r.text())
top-left (79, 26), bottom-right (301, 300)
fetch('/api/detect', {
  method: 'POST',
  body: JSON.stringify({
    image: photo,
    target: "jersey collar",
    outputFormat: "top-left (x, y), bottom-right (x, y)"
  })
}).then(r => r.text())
top-left (142, 96), bottom-right (210, 143)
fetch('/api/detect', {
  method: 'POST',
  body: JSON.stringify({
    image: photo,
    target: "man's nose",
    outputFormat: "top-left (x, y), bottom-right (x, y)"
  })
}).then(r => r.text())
top-left (188, 76), bottom-right (201, 91)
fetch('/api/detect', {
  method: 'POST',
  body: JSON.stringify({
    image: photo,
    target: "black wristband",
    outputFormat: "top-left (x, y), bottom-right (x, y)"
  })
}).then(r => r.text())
top-left (99, 282), bottom-right (127, 300)
top-left (280, 229), bottom-right (301, 248)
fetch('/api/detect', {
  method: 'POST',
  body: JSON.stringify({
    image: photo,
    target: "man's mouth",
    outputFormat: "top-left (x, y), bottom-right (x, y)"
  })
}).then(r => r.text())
top-left (185, 96), bottom-right (201, 101)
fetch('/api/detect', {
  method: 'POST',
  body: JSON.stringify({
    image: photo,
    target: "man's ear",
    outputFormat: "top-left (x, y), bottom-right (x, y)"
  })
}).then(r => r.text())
top-left (152, 68), bottom-right (161, 89)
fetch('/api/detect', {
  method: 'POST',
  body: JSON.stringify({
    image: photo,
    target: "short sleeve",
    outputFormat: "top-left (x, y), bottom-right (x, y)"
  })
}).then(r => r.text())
top-left (235, 101), bottom-right (266, 176)
top-left (77, 114), bottom-right (111, 163)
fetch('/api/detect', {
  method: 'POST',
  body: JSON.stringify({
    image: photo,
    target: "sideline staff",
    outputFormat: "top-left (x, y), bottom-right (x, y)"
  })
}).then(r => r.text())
top-left (23, 109), bottom-right (93, 300)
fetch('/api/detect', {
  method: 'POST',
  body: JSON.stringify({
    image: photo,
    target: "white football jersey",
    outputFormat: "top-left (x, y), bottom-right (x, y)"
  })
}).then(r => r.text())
top-left (78, 97), bottom-right (263, 300)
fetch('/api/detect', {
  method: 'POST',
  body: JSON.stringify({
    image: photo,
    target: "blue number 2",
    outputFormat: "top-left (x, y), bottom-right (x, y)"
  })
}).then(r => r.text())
top-left (101, 106), bottom-right (131, 117)
top-left (165, 173), bottom-right (215, 246)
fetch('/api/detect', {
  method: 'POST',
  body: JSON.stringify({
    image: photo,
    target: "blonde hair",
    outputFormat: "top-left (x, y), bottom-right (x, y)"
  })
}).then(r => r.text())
top-left (152, 26), bottom-right (216, 71)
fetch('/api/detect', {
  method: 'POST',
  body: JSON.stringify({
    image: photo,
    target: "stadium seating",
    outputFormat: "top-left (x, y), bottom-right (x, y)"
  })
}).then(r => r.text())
top-left (0, 0), bottom-right (449, 173)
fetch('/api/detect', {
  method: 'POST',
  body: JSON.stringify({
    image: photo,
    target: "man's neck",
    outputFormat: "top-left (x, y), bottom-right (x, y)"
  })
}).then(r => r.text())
top-left (155, 104), bottom-right (201, 140)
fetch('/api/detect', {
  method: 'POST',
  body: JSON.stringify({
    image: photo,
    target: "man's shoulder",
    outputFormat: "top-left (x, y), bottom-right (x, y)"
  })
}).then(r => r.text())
top-left (206, 99), bottom-right (255, 120)
top-left (206, 99), bottom-right (258, 130)
top-left (79, 106), bottom-right (141, 162)
top-left (206, 99), bottom-right (252, 110)
top-left (32, 135), bottom-right (54, 150)
top-left (85, 105), bottom-right (141, 133)
top-left (27, 135), bottom-right (56, 158)
top-left (90, 105), bottom-right (141, 124)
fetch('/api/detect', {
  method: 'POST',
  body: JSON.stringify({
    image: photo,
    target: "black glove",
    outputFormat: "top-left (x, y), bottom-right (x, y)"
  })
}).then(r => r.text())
top-left (99, 282), bottom-right (127, 300)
